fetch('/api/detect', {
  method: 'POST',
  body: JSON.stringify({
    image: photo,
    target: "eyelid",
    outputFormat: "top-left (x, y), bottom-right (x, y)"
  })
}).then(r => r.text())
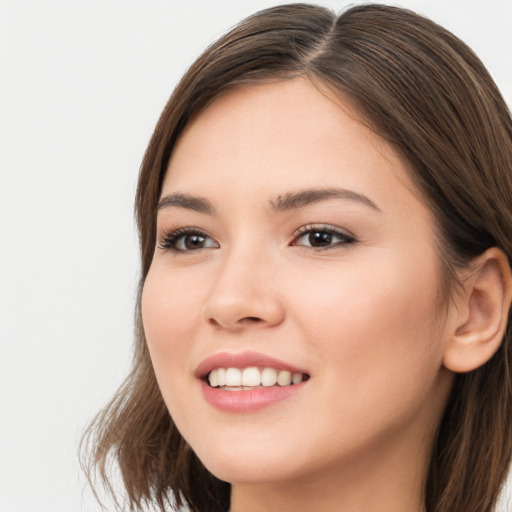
top-left (293, 223), bottom-right (355, 238)
top-left (291, 223), bottom-right (358, 250)
top-left (158, 226), bottom-right (219, 253)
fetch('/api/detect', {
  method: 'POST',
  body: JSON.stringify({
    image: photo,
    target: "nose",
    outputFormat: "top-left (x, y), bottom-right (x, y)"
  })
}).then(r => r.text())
top-left (202, 248), bottom-right (285, 331)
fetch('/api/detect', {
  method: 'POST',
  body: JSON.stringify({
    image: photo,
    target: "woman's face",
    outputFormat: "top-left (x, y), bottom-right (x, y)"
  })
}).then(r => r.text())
top-left (142, 79), bottom-right (453, 486)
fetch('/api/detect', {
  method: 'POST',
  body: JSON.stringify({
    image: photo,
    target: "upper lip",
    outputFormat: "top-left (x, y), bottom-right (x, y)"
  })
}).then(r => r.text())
top-left (195, 351), bottom-right (309, 379)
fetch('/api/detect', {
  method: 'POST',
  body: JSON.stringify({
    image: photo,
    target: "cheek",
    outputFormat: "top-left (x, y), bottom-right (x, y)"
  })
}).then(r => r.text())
top-left (290, 249), bottom-right (444, 390)
top-left (141, 264), bottom-right (203, 392)
top-left (280, 254), bottom-right (448, 457)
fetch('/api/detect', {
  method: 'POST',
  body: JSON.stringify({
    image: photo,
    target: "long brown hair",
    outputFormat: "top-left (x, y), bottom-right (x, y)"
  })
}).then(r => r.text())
top-left (81, 4), bottom-right (512, 511)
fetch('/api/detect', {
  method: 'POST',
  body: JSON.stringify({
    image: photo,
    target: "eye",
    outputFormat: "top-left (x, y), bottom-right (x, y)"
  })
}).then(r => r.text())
top-left (291, 225), bottom-right (357, 250)
top-left (159, 228), bottom-right (219, 253)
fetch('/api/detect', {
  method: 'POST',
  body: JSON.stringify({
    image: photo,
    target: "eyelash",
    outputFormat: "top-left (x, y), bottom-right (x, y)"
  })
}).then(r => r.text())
top-left (158, 225), bottom-right (357, 253)
top-left (158, 227), bottom-right (217, 252)
top-left (292, 224), bottom-right (357, 251)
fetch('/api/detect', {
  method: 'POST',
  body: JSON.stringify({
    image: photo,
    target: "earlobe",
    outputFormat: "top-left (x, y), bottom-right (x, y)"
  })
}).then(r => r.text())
top-left (443, 248), bottom-right (512, 373)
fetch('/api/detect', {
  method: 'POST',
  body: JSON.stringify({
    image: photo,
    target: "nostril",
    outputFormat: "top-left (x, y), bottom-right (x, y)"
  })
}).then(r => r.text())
top-left (208, 318), bottom-right (221, 327)
top-left (241, 317), bottom-right (262, 323)
top-left (207, 315), bottom-right (262, 329)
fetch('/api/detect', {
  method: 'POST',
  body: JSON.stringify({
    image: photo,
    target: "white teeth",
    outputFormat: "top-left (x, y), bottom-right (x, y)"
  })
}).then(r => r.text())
top-left (292, 372), bottom-right (303, 384)
top-left (225, 368), bottom-right (242, 386)
top-left (261, 367), bottom-right (277, 387)
top-left (217, 367), bottom-right (226, 386)
top-left (208, 370), bottom-right (218, 387)
top-left (242, 367), bottom-right (261, 386)
top-left (277, 370), bottom-right (292, 386)
top-left (208, 367), bottom-right (307, 388)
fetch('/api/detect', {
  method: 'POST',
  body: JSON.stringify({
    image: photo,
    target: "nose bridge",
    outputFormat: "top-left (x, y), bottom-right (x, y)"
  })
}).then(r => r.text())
top-left (202, 239), bottom-right (284, 330)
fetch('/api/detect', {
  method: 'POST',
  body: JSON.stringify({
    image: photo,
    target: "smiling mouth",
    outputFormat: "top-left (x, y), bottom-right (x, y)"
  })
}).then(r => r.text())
top-left (207, 366), bottom-right (310, 390)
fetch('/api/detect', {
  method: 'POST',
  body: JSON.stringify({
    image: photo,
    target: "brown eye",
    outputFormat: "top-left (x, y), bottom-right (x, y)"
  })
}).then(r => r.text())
top-left (182, 234), bottom-right (207, 250)
top-left (159, 229), bottom-right (219, 252)
top-left (292, 226), bottom-right (356, 251)
top-left (308, 231), bottom-right (333, 247)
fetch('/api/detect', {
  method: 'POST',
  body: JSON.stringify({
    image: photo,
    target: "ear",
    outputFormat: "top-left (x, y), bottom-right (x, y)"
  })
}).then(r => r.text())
top-left (443, 247), bottom-right (512, 373)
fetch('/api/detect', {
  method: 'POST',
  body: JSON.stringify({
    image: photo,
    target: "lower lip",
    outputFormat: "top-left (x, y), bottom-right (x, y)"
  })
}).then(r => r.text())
top-left (200, 380), bottom-right (307, 412)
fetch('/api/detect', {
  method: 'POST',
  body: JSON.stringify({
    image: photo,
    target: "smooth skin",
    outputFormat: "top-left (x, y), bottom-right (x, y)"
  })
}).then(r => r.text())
top-left (141, 78), bottom-right (511, 512)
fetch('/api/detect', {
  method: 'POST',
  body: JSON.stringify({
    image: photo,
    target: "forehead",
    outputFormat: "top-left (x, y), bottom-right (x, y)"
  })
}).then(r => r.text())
top-left (162, 78), bottom-right (426, 217)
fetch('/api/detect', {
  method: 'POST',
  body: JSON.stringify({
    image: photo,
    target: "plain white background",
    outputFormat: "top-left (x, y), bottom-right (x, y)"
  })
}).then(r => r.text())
top-left (0, 1), bottom-right (511, 511)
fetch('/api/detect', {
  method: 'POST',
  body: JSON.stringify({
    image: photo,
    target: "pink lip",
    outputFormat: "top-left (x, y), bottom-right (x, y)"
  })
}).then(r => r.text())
top-left (195, 351), bottom-right (310, 413)
top-left (195, 350), bottom-right (308, 378)
top-left (200, 381), bottom-right (307, 412)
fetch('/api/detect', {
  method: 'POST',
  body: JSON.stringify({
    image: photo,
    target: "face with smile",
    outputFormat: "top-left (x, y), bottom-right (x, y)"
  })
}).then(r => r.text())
top-left (141, 79), bottom-right (454, 501)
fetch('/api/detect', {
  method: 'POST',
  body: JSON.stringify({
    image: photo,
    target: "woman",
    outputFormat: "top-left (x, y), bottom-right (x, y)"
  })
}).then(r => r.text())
top-left (83, 4), bottom-right (512, 511)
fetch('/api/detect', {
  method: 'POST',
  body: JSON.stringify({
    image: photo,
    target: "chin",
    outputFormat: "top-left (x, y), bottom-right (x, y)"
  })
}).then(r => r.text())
top-left (188, 434), bottom-right (310, 485)
top-left (201, 455), bottom-right (298, 485)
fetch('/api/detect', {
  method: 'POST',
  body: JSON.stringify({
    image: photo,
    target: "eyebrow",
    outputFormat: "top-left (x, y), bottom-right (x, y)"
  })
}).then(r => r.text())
top-left (157, 193), bottom-right (215, 214)
top-left (270, 188), bottom-right (380, 212)
top-left (157, 187), bottom-right (380, 215)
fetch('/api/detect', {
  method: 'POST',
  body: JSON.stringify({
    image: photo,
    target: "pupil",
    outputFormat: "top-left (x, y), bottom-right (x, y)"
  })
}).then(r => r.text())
top-left (185, 234), bottom-right (205, 250)
top-left (309, 231), bottom-right (332, 246)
